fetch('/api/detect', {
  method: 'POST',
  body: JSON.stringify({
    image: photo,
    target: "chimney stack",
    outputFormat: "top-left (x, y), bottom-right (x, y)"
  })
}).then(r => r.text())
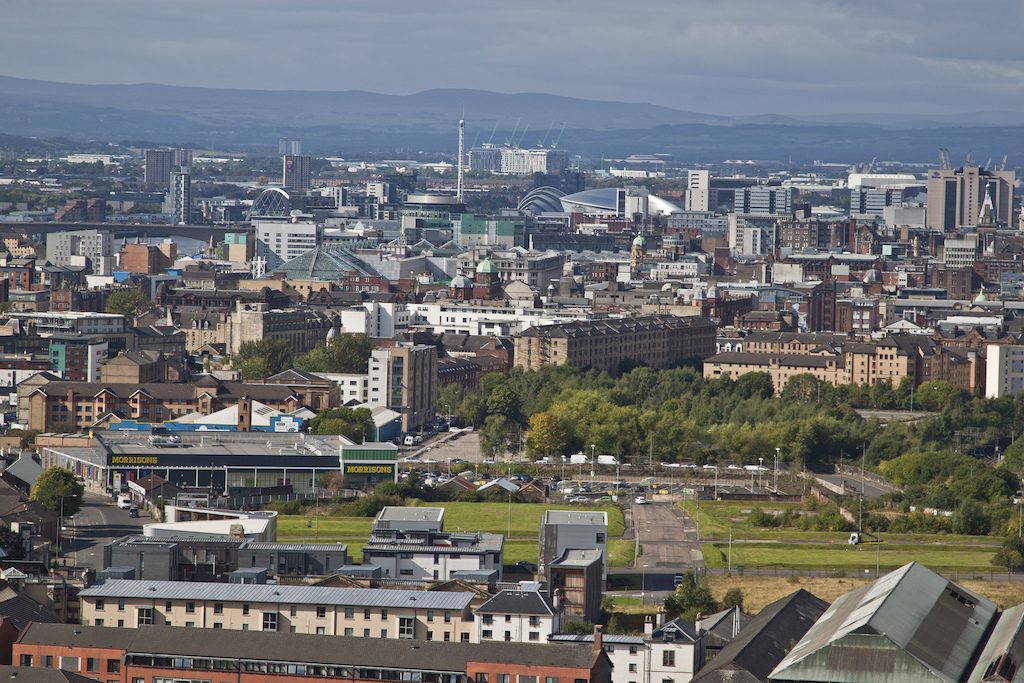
top-left (593, 625), bottom-right (603, 653)
top-left (656, 609), bottom-right (666, 628)
top-left (644, 615), bottom-right (654, 638)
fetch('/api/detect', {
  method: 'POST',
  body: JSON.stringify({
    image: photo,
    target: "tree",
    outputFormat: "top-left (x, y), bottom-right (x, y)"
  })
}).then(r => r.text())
top-left (486, 384), bottom-right (522, 423)
top-left (296, 334), bottom-right (374, 374)
top-left (723, 588), bottom-right (745, 611)
top-left (29, 467), bottom-right (84, 516)
top-left (526, 412), bottom-right (568, 458)
top-left (106, 287), bottom-right (153, 320)
top-left (952, 499), bottom-right (991, 535)
top-left (480, 414), bottom-right (520, 460)
top-left (308, 407), bottom-right (375, 442)
top-left (0, 527), bottom-right (23, 561)
top-left (234, 338), bottom-right (294, 380)
top-left (664, 571), bottom-right (719, 622)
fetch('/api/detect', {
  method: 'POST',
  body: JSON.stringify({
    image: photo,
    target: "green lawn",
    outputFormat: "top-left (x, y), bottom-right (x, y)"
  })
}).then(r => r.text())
top-left (702, 541), bottom-right (997, 573)
top-left (277, 501), bottom-right (631, 566)
top-left (679, 500), bottom-right (996, 545)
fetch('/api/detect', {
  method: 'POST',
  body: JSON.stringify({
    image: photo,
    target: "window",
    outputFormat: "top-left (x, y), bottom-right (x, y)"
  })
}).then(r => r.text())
top-left (482, 629), bottom-right (493, 640)
top-left (363, 629), bottom-right (371, 637)
top-left (381, 609), bottom-right (388, 619)
top-left (364, 609), bottom-right (371, 620)
top-left (662, 651), bottom-right (675, 667)
top-left (240, 624), bottom-right (247, 631)
top-left (345, 608), bottom-right (354, 619)
top-left (95, 599), bottom-right (105, 611)
top-left (317, 607), bottom-right (327, 618)
top-left (505, 615), bottom-right (512, 623)
top-left (289, 605), bottom-right (297, 617)
top-left (213, 623), bottom-right (222, 630)
top-left (529, 616), bottom-right (540, 627)
top-left (18, 655), bottom-right (31, 667)
top-left (519, 677), bottom-right (537, 683)
top-left (43, 656), bottom-right (53, 668)
top-left (444, 632), bottom-right (451, 642)
top-left (117, 599), bottom-right (125, 612)
top-left (400, 570), bottom-right (414, 577)
top-left (628, 665), bottom-right (637, 673)
top-left (344, 628), bottom-right (354, 636)
top-left (629, 646), bottom-right (638, 655)
top-left (316, 626), bottom-right (326, 635)
top-left (545, 678), bottom-right (558, 683)
top-left (185, 602), bottom-right (195, 614)
top-left (529, 632), bottom-right (539, 641)
top-left (95, 619), bottom-right (104, 626)
top-left (426, 611), bottom-right (434, 622)
top-left (476, 675), bottom-right (488, 683)
top-left (108, 661), bottom-right (120, 673)
top-left (133, 678), bottom-right (144, 683)
top-left (399, 617), bottom-right (415, 639)
top-left (504, 631), bottom-right (512, 642)
top-left (381, 629), bottom-right (388, 638)
top-left (444, 611), bottom-right (452, 623)
top-left (482, 615), bottom-right (493, 625)
top-left (214, 603), bottom-right (223, 615)
top-left (242, 604), bottom-right (250, 615)
top-left (137, 607), bottom-right (153, 626)
top-left (499, 675), bottom-right (511, 683)
top-left (165, 601), bottom-right (172, 612)
top-left (60, 657), bottom-right (80, 672)
top-left (87, 658), bottom-right (98, 672)
top-left (263, 612), bottom-right (278, 631)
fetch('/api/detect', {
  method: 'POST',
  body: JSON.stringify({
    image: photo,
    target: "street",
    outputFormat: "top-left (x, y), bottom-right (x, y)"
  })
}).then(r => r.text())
top-left (628, 501), bottom-right (703, 591)
top-left (63, 492), bottom-right (145, 570)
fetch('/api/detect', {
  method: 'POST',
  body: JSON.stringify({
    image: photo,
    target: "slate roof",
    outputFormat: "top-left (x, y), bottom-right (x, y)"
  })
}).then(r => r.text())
top-left (691, 589), bottom-right (829, 683)
top-left (476, 590), bottom-right (554, 616)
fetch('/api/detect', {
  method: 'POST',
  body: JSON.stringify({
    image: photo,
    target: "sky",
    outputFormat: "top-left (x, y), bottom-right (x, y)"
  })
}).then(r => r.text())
top-left (4, 0), bottom-right (1024, 116)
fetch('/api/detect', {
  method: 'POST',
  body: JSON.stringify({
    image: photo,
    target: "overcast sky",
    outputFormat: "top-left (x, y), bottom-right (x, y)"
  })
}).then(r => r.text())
top-left (4, 0), bottom-right (1024, 116)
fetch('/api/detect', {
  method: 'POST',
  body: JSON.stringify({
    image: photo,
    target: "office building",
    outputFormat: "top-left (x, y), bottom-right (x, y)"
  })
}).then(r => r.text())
top-left (144, 149), bottom-right (192, 189)
top-left (47, 335), bottom-right (108, 382)
top-left (254, 217), bottom-right (322, 270)
top-left (468, 145), bottom-right (568, 175)
top-left (943, 234), bottom-right (979, 268)
top-left (732, 186), bottom-right (796, 215)
top-left (685, 170), bottom-right (710, 212)
top-left (727, 213), bottom-right (783, 257)
top-left (514, 315), bottom-right (716, 374)
top-left (368, 344), bottom-right (437, 433)
top-left (54, 198), bottom-right (106, 223)
top-left (168, 170), bottom-right (191, 224)
top-left (926, 164), bottom-right (1014, 231)
top-left (279, 138), bottom-right (303, 155)
top-left (45, 229), bottom-right (114, 271)
top-left (283, 154), bottom-right (313, 191)
top-left (850, 187), bottom-right (902, 217)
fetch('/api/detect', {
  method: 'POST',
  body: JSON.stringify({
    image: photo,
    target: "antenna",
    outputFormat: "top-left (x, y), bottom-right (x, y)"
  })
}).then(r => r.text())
top-left (457, 119), bottom-right (465, 203)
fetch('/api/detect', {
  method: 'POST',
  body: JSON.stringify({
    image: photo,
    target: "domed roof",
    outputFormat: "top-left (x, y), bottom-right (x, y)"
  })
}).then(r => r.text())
top-left (974, 288), bottom-right (988, 303)
top-left (632, 234), bottom-right (646, 248)
top-left (476, 258), bottom-right (497, 275)
top-left (450, 274), bottom-right (474, 289)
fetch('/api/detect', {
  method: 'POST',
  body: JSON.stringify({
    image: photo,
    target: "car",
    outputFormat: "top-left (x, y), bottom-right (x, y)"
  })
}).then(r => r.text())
top-left (515, 561), bottom-right (538, 572)
top-left (634, 496), bottom-right (648, 505)
top-left (566, 496), bottom-right (590, 503)
top-left (726, 464), bottom-right (742, 471)
top-left (702, 464), bottom-right (718, 471)
top-left (482, 458), bottom-right (495, 465)
top-left (128, 507), bottom-right (140, 518)
top-left (117, 495), bottom-right (132, 510)
top-left (594, 495), bottom-right (613, 503)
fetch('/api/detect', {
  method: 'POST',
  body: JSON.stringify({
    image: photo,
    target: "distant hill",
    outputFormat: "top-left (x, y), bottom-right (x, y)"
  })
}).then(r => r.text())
top-left (0, 75), bottom-right (1022, 163)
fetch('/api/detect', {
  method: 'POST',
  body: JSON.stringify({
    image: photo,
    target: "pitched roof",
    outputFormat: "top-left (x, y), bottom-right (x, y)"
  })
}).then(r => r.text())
top-left (476, 590), bottom-right (554, 616)
top-left (692, 589), bottom-right (829, 683)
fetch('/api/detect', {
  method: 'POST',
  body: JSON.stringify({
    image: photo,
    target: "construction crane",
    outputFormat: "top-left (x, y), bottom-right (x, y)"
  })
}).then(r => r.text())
top-left (938, 148), bottom-right (952, 170)
top-left (485, 120), bottom-right (500, 146)
top-left (538, 121), bottom-right (554, 148)
top-left (964, 150), bottom-right (974, 167)
top-left (515, 124), bottom-right (529, 149)
top-left (504, 118), bottom-right (521, 148)
top-left (998, 154), bottom-right (1009, 171)
top-left (550, 123), bottom-right (567, 149)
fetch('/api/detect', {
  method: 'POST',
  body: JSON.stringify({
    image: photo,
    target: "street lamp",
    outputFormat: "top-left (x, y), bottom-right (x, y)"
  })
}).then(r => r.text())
top-left (590, 444), bottom-right (596, 480)
top-left (443, 404), bottom-right (452, 427)
top-left (641, 564), bottom-right (649, 605)
top-left (758, 457), bottom-right (764, 490)
top-left (774, 447), bottom-right (780, 491)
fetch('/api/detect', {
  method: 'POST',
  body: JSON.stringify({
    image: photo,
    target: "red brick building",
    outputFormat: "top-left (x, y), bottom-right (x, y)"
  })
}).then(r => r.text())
top-left (14, 624), bottom-right (612, 683)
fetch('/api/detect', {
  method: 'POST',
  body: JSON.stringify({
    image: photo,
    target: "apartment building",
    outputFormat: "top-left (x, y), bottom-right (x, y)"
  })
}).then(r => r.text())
top-left (362, 529), bottom-right (504, 582)
top-left (475, 590), bottom-right (559, 644)
top-left (539, 511), bottom-right (607, 583)
top-left (514, 315), bottom-right (716, 374)
top-left (14, 623), bottom-right (613, 683)
top-left (254, 217), bottom-right (322, 270)
top-left (79, 580), bottom-right (477, 642)
top-left (986, 345), bottom-right (1024, 398)
top-left (368, 344), bottom-right (436, 433)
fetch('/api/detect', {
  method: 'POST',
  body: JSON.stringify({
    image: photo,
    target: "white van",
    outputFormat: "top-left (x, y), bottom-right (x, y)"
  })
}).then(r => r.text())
top-left (403, 435), bottom-right (415, 447)
top-left (117, 495), bottom-right (132, 510)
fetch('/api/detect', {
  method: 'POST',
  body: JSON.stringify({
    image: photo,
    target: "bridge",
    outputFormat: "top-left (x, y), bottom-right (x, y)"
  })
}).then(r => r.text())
top-left (0, 222), bottom-right (253, 242)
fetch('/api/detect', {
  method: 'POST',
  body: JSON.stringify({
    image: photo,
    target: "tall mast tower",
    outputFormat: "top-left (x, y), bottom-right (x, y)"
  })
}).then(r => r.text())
top-left (457, 119), bottom-right (465, 203)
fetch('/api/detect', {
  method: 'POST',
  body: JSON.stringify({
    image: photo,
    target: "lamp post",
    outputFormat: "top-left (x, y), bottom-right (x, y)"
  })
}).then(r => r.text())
top-left (590, 444), bottom-right (596, 480)
top-left (443, 404), bottom-right (452, 427)
top-left (758, 457), bottom-right (764, 490)
top-left (641, 564), bottom-right (649, 605)
top-left (774, 447), bottom-right (780, 491)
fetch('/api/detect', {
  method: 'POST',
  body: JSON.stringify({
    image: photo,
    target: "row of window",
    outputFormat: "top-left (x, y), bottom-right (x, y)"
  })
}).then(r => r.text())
top-left (19, 655), bottom-right (119, 673)
top-left (480, 630), bottom-right (541, 642)
top-left (126, 655), bottom-right (463, 683)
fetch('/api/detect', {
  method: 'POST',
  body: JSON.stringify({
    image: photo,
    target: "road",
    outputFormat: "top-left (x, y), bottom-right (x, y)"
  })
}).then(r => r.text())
top-left (815, 473), bottom-right (896, 499)
top-left (629, 502), bottom-right (703, 590)
top-left (64, 493), bottom-right (145, 570)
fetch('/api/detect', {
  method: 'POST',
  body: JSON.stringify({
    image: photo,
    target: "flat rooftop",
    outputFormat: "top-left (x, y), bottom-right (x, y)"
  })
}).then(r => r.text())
top-left (97, 431), bottom-right (349, 457)
top-left (375, 506), bottom-right (445, 523)
top-left (542, 510), bottom-right (608, 526)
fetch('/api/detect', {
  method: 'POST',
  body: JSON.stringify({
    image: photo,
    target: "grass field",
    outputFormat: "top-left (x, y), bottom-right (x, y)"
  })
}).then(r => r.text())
top-left (677, 499), bottom-right (1000, 574)
top-left (277, 501), bottom-right (630, 566)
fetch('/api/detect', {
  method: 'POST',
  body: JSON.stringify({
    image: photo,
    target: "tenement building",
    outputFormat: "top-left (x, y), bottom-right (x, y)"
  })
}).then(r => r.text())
top-left (514, 315), bottom-right (715, 373)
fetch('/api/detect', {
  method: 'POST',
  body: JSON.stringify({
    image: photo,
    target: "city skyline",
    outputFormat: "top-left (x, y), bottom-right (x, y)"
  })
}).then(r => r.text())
top-left (4, 0), bottom-right (1024, 117)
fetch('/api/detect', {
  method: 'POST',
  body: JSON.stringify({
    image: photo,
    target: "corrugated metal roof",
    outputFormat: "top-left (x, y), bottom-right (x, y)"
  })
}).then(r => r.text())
top-left (243, 542), bottom-right (348, 552)
top-left (80, 579), bottom-right (473, 611)
top-left (549, 634), bottom-right (645, 645)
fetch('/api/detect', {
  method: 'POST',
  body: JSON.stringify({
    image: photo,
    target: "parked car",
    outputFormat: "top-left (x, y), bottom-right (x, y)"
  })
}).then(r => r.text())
top-left (566, 495), bottom-right (590, 503)
top-left (634, 496), bottom-right (648, 505)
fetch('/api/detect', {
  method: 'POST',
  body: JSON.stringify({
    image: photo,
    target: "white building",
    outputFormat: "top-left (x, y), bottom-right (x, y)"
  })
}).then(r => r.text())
top-left (339, 302), bottom-right (410, 338)
top-left (685, 170), bottom-right (710, 212)
top-left (168, 170), bottom-right (191, 224)
top-left (728, 213), bottom-right (782, 257)
top-left (45, 229), bottom-right (113, 271)
top-left (361, 530), bottom-right (504, 581)
top-left (254, 217), bottom-right (322, 270)
top-left (986, 345), bottom-right (1024, 398)
top-left (550, 615), bottom-right (705, 683)
top-left (314, 372), bottom-right (370, 403)
top-left (407, 301), bottom-right (597, 336)
top-left (10, 311), bottom-right (125, 336)
top-left (476, 590), bottom-right (559, 644)
top-left (944, 235), bottom-right (979, 268)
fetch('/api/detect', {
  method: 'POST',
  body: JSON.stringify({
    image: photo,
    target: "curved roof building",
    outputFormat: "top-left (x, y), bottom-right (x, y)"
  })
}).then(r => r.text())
top-left (560, 187), bottom-right (681, 217)
top-left (518, 186), bottom-right (566, 215)
top-left (248, 188), bottom-right (291, 219)
top-left (274, 245), bottom-right (379, 280)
